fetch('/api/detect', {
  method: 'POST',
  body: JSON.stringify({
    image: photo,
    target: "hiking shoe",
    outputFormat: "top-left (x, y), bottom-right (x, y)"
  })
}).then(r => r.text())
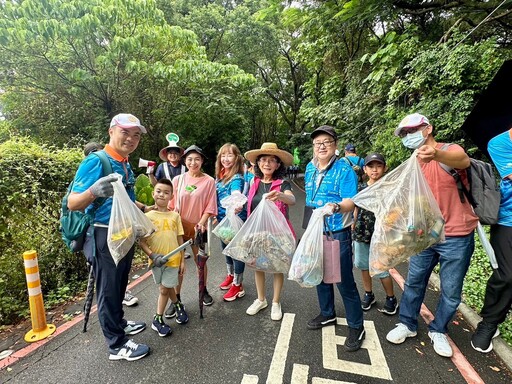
top-left (124, 320), bottom-right (146, 336)
top-left (307, 313), bottom-right (336, 330)
top-left (203, 289), bottom-right (214, 306)
top-left (109, 339), bottom-right (149, 361)
top-left (345, 326), bottom-right (366, 352)
top-left (361, 292), bottom-right (376, 311)
top-left (246, 299), bottom-right (268, 315)
top-left (122, 291), bottom-right (139, 307)
top-left (220, 274), bottom-right (234, 290)
top-left (175, 302), bottom-right (189, 324)
top-left (223, 284), bottom-right (245, 302)
top-left (151, 319), bottom-right (172, 337)
top-left (164, 302), bottom-right (176, 319)
top-left (386, 323), bottom-right (417, 344)
top-left (471, 321), bottom-right (500, 354)
top-left (379, 296), bottom-right (398, 315)
top-left (428, 331), bottom-right (453, 357)
top-left (271, 302), bottom-right (283, 321)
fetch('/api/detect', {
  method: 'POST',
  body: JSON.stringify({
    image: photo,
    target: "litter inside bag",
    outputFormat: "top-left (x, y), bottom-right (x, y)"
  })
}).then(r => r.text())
top-left (353, 152), bottom-right (445, 276)
top-left (212, 191), bottom-right (247, 245)
top-left (289, 207), bottom-right (328, 287)
top-left (108, 175), bottom-right (156, 265)
top-left (223, 194), bottom-right (295, 273)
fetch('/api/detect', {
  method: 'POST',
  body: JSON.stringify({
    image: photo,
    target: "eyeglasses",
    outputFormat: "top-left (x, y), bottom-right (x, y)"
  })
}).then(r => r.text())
top-left (313, 140), bottom-right (335, 148)
top-left (258, 157), bottom-right (278, 164)
top-left (398, 125), bottom-right (428, 138)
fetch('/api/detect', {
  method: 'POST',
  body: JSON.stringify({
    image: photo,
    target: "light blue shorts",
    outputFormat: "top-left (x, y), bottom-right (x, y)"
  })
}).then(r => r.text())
top-left (151, 265), bottom-right (179, 288)
top-left (353, 241), bottom-right (390, 278)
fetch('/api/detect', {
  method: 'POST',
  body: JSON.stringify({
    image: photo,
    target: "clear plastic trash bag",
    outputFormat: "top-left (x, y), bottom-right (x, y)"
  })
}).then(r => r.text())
top-left (108, 175), bottom-right (156, 265)
top-left (353, 152), bottom-right (445, 276)
top-left (289, 207), bottom-right (328, 287)
top-left (212, 191), bottom-right (247, 245)
top-left (223, 194), bottom-right (296, 273)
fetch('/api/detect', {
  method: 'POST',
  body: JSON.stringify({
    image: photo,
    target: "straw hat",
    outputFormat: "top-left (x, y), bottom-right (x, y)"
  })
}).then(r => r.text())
top-left (244, 143), bottom-right (293, 167)
top-left (158, 132), bottom-right (184, 161)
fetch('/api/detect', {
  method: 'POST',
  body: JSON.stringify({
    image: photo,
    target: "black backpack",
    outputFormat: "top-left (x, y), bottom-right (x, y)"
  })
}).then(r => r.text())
top-left (439, 144), bottom-right (500, 225)
top-left (60, 151), bottom-right (113, 252)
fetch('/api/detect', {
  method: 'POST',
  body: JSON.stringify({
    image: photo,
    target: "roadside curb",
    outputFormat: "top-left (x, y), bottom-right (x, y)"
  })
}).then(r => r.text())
top-left (429, 273), bottom-right (512, 372)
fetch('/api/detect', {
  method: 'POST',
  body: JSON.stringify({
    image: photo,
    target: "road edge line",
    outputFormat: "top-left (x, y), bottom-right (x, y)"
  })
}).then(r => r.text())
top-left (0, 269), bottom-right (153, 370)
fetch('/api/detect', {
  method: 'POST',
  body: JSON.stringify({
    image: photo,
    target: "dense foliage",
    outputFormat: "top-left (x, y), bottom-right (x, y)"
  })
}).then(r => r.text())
top-left (0, 137), bottom-right (87, 324)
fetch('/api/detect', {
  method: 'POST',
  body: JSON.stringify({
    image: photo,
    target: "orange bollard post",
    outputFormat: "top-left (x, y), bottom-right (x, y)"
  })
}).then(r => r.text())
top-left (23, 250), bottom-right (56, 342)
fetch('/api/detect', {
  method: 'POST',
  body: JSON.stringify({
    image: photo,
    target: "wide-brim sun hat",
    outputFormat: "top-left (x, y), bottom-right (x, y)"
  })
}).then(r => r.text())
top-left (159, 145), bottom-right (184, 161)
top-left (244, 142), bottom-right (293, 167)
top-left (183, 145), bottom-right (208, 161)
top-left (159, 132), bottom-right (185, 161)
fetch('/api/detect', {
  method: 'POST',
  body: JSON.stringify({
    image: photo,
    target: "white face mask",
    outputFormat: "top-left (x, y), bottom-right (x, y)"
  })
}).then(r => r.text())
top-left (401, 130), bottom-right (426, 149)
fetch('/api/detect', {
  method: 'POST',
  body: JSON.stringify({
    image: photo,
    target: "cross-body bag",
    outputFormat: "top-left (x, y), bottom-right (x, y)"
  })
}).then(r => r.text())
top-left (302, 158), bottom-right (336, 229)
top-left (322, 218), bottom-right (341, 284)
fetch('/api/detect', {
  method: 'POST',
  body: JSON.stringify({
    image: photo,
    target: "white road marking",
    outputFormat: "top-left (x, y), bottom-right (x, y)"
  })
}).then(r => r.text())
top-left (312, 378), bottom-right (357, 384)
top-left (322, 318), bottom-right (392, 381)
top-left (266, 313), bottom-right (295, 384)
top-left (242, 374), bottom-right (259, 384)
top-left (291, 363), bottom-right (309, 383)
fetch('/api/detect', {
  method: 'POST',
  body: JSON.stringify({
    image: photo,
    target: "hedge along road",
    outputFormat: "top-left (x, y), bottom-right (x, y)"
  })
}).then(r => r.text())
top-left (1, 183), bottom-right (511, 384)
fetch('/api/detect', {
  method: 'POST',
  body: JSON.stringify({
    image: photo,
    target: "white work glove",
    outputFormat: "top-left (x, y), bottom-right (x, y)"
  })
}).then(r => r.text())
top-left (89, 175), bottom-right (118, 198)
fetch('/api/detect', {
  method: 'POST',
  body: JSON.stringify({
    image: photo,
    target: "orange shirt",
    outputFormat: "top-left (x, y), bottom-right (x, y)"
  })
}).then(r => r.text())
top-left (420, 143), bottom-right (478, 236)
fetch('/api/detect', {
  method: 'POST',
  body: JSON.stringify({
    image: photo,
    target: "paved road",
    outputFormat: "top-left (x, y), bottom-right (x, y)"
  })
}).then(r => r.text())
top-left (1, 182), bottom-right (511, 384)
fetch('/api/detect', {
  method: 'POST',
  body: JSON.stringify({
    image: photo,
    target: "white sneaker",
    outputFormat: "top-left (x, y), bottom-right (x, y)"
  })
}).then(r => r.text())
top-left (246, 299), bottom-right (268, 315)
top-left (428, 331), bottom-right (453, 357)
top-left (386, 323), bottom-right (417, 344)
top-left (271, 302), bottom-right (283, 321)
top-left (122, 292), bottom-right (139, 307)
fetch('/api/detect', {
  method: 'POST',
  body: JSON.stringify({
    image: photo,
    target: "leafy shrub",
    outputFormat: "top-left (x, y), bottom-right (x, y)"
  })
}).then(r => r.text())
top-left (134, 174), bottom-right (155, 205)
top-left (0, 136), bottom-right (88, 325)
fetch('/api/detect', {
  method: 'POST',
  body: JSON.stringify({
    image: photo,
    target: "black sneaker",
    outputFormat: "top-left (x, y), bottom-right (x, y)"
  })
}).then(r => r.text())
top-left (109, 339), bottom-right (150, 361)
top-left (151, 318), bottom-right (172, 337)
top-left (307, 313), bottom-right (336, 330)
top-left (345, 326), bottom-right (366, 352)
top-left (471, 321), bottom-right (500, 353)
top-left (175, 302), bottom-right (189, 324)
top-left (361, 292), bottom-right (376, 311)
top-left (203, 289), bottom-right (213, 306)
top-left (164, 302), bottom-right (176, 319)
top-left (379, 296), bottom-right (398, 315)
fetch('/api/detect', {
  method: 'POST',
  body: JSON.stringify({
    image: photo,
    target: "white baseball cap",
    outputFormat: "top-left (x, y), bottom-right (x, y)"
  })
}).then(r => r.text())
top-left (109, 113), bottom-right (147, 134)
top-left (394, 113), bottom-right (430, 136)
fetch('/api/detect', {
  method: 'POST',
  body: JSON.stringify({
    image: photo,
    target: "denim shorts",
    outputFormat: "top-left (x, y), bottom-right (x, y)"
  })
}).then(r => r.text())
top-left (152, 265), bottom-right (179, 288)
top-left (353, 241), bottom-right (390, 278)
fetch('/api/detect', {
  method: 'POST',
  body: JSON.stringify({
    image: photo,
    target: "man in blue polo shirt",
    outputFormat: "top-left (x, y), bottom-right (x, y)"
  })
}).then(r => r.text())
top-left (68, 113), bottom-right (150, 361)
top-left (304, 125), bottom-right (365, 352)
top-left (471, 127), bottom-right (512, 353)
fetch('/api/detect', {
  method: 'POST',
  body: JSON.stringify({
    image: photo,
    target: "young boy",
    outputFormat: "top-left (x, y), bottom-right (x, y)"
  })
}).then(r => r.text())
top-left (139, 178), bottom-right (188, 337)
top-left (353, 153), bottom-right (398, 315)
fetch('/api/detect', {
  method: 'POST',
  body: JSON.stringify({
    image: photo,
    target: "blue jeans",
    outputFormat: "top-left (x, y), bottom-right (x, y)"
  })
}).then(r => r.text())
top-left (399, 233), bottom-right (474, 334)
top-left (221, 241), bottom-right (245, 274)
top-left (315, 229), bottom-right (363, 329)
